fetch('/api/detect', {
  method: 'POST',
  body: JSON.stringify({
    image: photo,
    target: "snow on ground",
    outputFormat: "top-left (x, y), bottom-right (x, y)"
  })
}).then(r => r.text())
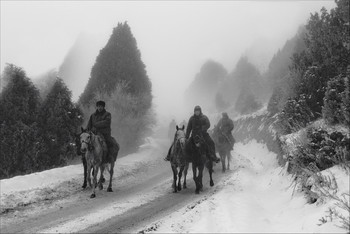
top-left (0, 137), bottom-right (169, 215)
top-left (1, 137), bottom-right (348, 233)
top-left (138, 140), bottom-right (349, 233)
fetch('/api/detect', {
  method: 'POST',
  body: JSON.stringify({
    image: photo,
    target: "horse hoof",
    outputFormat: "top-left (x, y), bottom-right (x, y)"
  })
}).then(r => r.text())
top-left (210, 181), bottom-right (214, 187)
top-left (99, 185), bottom-right (103, 190)
top-left (82, 184), bottom-right (87, 189)
top-left (107, 187), bottom-right (113, 192)
top-left (195, 190), bottom-right (199, 194)
top-left (173, 190), bottom-right (177, 193)
top-left (101, 178), bottom-right (106, 183)
top-left (183, 185), bottom-right (187, 189)
top-left (90, 194), bottom-right (96, 198)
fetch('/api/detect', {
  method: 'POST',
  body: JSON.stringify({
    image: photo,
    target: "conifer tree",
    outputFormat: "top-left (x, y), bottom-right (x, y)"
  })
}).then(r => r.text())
top-left (0, 64), bottom-right (43, 178)
top-left (78, 22), bottom-right (154, 154)
top-left (79, 22), bottom-right (152, 110)
top-left (38, 77), bottom-right (83, 167)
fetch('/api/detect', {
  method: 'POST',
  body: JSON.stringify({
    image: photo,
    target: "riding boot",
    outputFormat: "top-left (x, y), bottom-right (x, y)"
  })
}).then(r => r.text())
top-left (206, 146), bottom-right (220, 163)
top-left (164, 144), bottom-right (173, 161)
top-left (206, 136), bottom-right (220, 163)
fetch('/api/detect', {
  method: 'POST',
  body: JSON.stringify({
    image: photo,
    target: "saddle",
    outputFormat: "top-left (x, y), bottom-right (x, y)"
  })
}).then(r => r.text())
top-left (96, 133), bottom-right (119, 163)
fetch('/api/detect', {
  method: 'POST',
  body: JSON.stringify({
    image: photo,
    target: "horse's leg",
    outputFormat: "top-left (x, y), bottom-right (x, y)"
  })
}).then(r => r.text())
top-left (99, 164), bottom-right (104, 190)
top-left (192, 163), bottom-right (199, 194)
top-left (207, 160), bottom-right (214, 187)
top-left (220, 151), bottom-right (226, 173)
top-left (91, 165), bottom-right (98, 198)
top-left (177, 166), bottom-right (184, 191)
top-left (82, 156), bottom-right (87, 189)
top-left (227, 151), bottom-right (231, 170)
top-left (107, 161), bottom-right (114, 192)
top-left (172, 165), bottom-right (178, 193)
top-left (183, 162), bottom-right (189, 189)
top-left (198, 164), bottom-right (204, 191)
top-left (87, 161), bottom-right (92, 188)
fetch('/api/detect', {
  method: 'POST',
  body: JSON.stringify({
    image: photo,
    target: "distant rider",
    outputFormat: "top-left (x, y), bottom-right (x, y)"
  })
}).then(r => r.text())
top-left (216, 112), bottom-right (235, 150)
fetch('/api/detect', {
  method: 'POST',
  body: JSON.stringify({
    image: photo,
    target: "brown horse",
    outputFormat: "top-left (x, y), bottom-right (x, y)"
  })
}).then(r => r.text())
top-left (80, 128), bottom-right (119, 198)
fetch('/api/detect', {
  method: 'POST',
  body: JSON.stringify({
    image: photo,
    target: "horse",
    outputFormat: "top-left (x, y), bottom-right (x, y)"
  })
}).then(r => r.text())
top-left (169, 125), bottom-right (189, 193)
top-left (185, 134), bottom-right (214, 194)
top-left (75, 131), bottom-right (105, 189)
top-left (212, 127), bottom-right (234, 173)
top-left (80, 127), bottom-right (119, 198)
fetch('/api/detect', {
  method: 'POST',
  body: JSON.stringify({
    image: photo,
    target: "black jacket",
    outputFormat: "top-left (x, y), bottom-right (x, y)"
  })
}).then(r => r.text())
top-left (86, 109), bottom-right (111, 136)
top-left (186, 114), bottom-right (210, 139)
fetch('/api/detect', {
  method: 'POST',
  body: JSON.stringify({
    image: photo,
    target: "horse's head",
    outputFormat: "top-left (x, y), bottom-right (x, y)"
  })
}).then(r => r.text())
top-left (80, 129), bottom-right (93, 154)
top-left (175, 125), bottom-right (186, 147)
top-left (193, 135), bottom-right (203, 148)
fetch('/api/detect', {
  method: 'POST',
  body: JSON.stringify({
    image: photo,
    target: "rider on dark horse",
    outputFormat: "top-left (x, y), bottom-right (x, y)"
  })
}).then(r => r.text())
top-left (216, 112), bottom-right (234, 150)
top-left (86, 100), bottom-right (114, 161)
top-left (165, 105), bottom-right (220, 163)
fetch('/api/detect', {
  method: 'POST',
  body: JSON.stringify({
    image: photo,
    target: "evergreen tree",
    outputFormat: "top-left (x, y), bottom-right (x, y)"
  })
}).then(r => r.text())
top-left (78, 22), bottom-right (154, 155)
top-left (289, 0), bottom-right (349, 118)
top-left (0, 64), bottom-right (43, 178)
top-left (341, 73), bottom-right (350, 127)
top-left (79, 22), bottom-right (152, 110)
top-left (0, 64), bottom-right (41, 125)
top-left (38, 77), bottom-right (83, 167)
top-left (323, 75), bottom-right (346, 124)
top-left (185, 60), bottom-right (227, 111)
top-left (219, 57), bottom-right (263, 107)
top-left (235, 87), bottom-right (262, 115)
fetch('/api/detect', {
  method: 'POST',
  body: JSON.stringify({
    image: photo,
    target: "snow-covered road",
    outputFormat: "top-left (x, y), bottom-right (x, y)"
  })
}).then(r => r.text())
top-left (0, 138), bottom-right (348, 233)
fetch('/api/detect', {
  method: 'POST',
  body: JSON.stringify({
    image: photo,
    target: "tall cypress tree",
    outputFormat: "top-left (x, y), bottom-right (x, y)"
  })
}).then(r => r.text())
top-left (78, 22), bottom-right (154, 155)
top-left (79, 22), bottom-right (152, 109)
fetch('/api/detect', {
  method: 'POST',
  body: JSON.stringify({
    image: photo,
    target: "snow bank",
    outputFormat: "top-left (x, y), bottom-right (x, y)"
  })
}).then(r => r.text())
top-left (138, 140), bottom-right (348, 233)
top-left (0, 137), bottom-right (168, 213)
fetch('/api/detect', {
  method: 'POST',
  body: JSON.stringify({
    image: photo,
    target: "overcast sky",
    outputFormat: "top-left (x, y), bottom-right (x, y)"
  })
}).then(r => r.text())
top-left (1, 0), bottom-right (335, 119)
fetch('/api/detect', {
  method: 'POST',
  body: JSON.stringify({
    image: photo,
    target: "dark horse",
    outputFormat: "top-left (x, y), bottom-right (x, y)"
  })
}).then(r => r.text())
top-left (185, 134), bottom-right (214, 194)
top-left (212, 127), bottom-right (234, 173)
top-left (170, 125), bottom-right (189, 193)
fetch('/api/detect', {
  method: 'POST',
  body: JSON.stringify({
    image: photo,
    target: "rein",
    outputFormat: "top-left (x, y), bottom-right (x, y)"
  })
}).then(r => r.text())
top-left (82, 132), bottom-right (95, 151)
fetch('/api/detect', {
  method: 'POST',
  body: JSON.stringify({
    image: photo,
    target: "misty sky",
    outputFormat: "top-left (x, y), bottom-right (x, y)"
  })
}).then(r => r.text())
top-left (1, 1), bottom-right (335, 120)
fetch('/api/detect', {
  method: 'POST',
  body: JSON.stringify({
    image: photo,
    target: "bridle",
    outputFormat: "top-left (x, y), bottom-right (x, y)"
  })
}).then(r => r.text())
top-left (81, 132), bottom-right (94, 152)
top-left (174, 130), bottom-right (186, 154)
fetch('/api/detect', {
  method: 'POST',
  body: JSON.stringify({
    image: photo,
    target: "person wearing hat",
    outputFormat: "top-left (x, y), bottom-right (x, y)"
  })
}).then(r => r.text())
top-left (86, 100), bottom-right (113, 158)
top-left (216, 112), bottom-right (235, 150)
top-left (185, 105), bottom-right (220, 163)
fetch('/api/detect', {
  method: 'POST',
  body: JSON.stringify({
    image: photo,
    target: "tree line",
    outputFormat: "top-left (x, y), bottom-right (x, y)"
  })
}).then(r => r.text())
top-left (0, 65), bottom-right (82, 179)
top-left (0, 22), bottom-right (154, 178)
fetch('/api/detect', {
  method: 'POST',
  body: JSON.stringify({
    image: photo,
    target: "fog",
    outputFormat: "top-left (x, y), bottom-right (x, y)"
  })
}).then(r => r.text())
top-left (1, 1), bottom-right (335, 122)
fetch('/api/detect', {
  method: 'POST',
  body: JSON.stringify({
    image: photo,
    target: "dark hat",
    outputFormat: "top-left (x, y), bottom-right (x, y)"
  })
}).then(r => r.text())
top-left (194, 105), bottom-right (201, 111)
top-left (96, 100), bottom-right (105, 107)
